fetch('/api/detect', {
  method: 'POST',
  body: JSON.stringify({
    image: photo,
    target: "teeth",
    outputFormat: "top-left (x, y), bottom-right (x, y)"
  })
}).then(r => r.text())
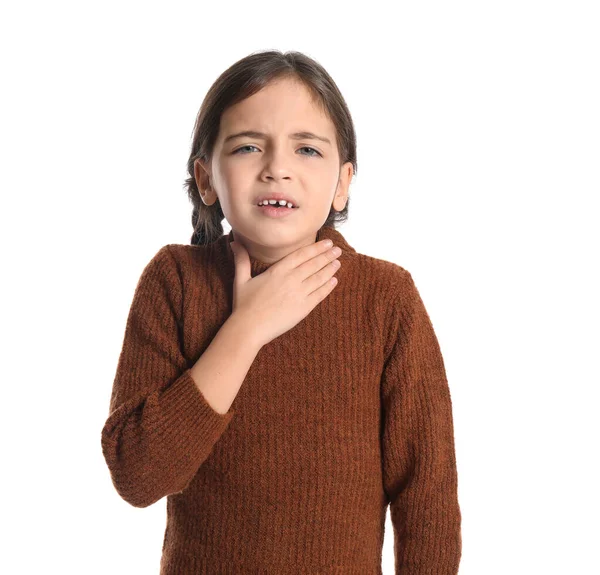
top-left (258, 199), bottom-right (296, 208)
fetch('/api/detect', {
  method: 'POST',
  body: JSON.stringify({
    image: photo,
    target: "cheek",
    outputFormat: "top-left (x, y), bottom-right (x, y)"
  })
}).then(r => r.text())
top-left (222, 161), bottom-right (255, 186)
top-left (309, 166), bottom-right (339, 192)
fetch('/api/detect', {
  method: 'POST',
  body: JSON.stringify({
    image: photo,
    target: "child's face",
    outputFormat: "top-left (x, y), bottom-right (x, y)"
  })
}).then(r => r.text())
top-left (195, 76), bottom-right (353, 263)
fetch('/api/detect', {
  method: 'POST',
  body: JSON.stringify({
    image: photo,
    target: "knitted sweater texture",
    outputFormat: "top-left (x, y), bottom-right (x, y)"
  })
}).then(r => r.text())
top-left (101, 225), bottom-right (462, 574)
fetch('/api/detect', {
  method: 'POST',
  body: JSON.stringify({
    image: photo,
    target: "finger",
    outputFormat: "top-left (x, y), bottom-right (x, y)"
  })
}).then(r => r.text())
top-left (306, 269), bottom-right (339, 304)
top-left (300, 244), bottom-right (342, 281)
top-left (275, 239), bottom-right (334, 273)
top-left (303, 253), bottom-right (340, 294)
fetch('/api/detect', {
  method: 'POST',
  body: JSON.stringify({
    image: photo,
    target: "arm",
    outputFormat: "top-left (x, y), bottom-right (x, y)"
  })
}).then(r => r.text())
top-left (380, 270), bottom-right (462, 574)
top-left (189, 312), bottom-right (262, 416)
top-left (100, 245), bottom-right (260, 508)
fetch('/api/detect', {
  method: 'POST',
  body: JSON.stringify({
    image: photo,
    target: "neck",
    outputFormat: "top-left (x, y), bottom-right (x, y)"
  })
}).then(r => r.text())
top-left (219, 226), bottom-right (355, 278)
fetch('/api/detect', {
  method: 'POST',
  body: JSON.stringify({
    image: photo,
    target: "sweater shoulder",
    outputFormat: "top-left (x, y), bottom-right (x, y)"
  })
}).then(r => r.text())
top-left (349, 252), bottom-right (418, 354)
top-left (159, 243), bottom-right (220, 297)
top-left (159, 243), bottom-right (212, 273)
top-left (351, 251), bottom-right (414, 296)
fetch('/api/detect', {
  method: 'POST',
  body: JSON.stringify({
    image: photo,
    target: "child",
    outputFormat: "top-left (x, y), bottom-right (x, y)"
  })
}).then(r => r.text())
top-left (101, 49), bottom-right (462, 574)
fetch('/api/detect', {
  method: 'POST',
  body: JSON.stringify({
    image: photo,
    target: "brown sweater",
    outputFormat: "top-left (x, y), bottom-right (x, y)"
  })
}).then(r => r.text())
top-left (101, 225), bottom-right (462, 574)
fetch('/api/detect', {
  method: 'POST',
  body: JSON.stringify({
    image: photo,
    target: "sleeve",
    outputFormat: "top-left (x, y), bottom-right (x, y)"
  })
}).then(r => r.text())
top-left (380, 270), bottom-right (462, 574)
top-left (100, 245), bottom-right (235, 508)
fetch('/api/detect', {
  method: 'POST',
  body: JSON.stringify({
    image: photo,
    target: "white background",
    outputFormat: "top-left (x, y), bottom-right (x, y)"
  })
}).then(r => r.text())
top-left (2, 1), bottom-right (598, 573)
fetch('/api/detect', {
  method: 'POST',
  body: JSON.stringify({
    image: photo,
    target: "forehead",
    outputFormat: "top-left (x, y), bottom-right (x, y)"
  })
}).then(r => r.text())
top-left (219, 78), bottom-right (333, 136)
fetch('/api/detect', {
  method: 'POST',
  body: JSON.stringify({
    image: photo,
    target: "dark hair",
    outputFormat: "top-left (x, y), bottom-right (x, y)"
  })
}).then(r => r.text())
top-left (184, 49), bottom-right (358, 246)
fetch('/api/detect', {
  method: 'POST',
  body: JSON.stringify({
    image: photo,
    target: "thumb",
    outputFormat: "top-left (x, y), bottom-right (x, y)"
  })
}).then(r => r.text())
top-left (230, 241), bottom-right (251, 283)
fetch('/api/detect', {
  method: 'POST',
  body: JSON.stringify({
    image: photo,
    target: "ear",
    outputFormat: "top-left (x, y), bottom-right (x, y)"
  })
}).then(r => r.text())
top-left (194, 158), bottom-right (217, 206)
top-left (332, 161), bottom-right (353, 211)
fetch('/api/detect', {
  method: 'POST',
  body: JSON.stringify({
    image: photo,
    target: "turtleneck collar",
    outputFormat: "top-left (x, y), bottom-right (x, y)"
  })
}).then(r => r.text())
top-left (213, 226), bottom-right (356, 281)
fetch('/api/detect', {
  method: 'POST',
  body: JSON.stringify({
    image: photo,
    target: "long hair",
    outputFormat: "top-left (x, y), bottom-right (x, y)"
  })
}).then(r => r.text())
top-left (184, 49), bottom-right (358, 246)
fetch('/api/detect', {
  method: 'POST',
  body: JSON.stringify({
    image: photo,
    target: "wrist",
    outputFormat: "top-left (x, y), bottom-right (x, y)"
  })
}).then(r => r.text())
top-left (225, 312), bottom-right (264, 351)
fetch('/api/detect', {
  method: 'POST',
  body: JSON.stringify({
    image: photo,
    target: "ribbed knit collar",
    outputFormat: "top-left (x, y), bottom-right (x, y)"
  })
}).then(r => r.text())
top-left (214, 225), bottom-right (356, 280)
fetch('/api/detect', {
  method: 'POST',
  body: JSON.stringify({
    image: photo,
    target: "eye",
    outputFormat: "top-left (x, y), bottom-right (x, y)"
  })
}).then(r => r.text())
top-left (232, 145), bottom-right (322, 157)
top-left (299, 146), bottom-right (322, 157)
top-left (232, 145), bottom-right (260, 154)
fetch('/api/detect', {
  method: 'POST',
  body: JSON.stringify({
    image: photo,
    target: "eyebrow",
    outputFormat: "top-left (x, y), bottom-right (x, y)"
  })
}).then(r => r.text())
top-left (223, 130), bottom-right (332, 146)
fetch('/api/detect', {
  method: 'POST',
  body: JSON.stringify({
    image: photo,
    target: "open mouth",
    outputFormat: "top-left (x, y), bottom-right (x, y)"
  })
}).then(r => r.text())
top-left (257, 201), bottom-right (299, 209)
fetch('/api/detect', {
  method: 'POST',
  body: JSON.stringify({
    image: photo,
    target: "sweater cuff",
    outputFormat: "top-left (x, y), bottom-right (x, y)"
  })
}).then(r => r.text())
top-left (159, 368), bottom-right (235, 451)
